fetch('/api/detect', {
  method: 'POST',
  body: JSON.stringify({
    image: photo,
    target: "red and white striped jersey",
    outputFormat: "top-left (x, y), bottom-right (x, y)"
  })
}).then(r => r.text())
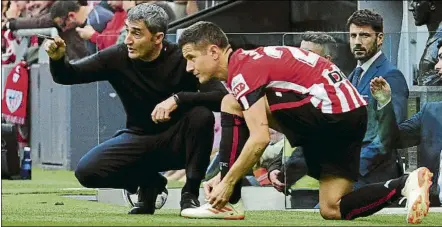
top-left (226, 46), bottom-right (367, 114)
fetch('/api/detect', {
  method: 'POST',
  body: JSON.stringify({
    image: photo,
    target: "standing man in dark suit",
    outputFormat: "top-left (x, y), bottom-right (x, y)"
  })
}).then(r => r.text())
top-left (346, 9), bottom-right (409, 188)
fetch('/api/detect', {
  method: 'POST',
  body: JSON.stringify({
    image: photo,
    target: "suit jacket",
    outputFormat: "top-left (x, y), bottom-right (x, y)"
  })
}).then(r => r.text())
top-left (348, 53), bottom-right (409, 184)
top-left (377, 101), bottom-right (442, 202)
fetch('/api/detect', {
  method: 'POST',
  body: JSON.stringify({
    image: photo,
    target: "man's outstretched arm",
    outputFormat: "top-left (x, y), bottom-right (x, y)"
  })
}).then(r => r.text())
top-left (45, 37), bottom-right (115, 85)
top-left (371, 77), bottom-right (422, 150)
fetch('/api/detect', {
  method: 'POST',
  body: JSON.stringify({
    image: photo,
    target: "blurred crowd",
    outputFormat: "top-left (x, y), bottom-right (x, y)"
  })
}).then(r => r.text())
top-left (1, 0), bottom-right (223, 64)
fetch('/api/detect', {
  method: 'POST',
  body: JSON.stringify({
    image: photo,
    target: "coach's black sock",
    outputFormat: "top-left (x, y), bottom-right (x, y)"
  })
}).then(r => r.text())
top-left (340, 175), bottom-right (408, 220)
top-left (219, 112), bottom-right (249, 204)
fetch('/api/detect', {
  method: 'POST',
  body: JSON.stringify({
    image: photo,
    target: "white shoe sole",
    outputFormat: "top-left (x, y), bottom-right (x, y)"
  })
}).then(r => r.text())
top-left (181, 206), bottom-right (245, 220)
top-left (407, 167), bottom-right (433, 224)
top-left (182, 214), bottom-right (245, 220)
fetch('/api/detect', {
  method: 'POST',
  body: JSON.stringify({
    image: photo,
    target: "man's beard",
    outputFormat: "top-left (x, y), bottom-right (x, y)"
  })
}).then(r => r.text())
top-left (353, 42), bottom-right (379, 62)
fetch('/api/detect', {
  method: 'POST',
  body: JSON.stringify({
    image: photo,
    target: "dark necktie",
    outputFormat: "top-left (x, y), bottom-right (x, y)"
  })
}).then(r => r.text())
top-left (351, 67), bottom-right (364, 87)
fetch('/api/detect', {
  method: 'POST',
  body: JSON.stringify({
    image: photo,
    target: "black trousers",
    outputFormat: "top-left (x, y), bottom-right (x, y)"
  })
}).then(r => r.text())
top-left (74, 106), bottom-right (215, 194)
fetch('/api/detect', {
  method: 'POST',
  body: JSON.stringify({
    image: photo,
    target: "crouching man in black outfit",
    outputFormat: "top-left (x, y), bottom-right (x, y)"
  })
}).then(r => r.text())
top-left (44, 3), bottom-right (227, 215)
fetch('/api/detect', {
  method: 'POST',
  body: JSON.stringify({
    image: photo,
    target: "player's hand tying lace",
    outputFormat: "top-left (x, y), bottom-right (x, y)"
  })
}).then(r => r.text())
top-left (207, 180), bottom-right (234, 210)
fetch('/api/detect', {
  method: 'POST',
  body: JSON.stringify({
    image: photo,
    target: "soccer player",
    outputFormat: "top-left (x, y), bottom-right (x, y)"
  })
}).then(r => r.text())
top-left (44, 5), bottom-right (227, 215)
top-left (177, 21), bottom-right (433, 224)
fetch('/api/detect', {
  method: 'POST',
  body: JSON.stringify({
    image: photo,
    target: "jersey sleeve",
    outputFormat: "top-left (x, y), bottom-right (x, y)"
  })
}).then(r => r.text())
top-left (229, 64), bottom-right (268, 110)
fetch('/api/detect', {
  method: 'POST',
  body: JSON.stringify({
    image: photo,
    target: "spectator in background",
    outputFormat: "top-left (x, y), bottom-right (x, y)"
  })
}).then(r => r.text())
top-left (2, 0), bottom-right (23, 64)
top-left (5, 0), bottom-right (27, 18)
top-left (98, 0), bottom-right (114, 12)
top-left (26, 1), bottom-right (53, 18)
top-left (2, 0), bottom-right (10, 17)
top-left (2, 0), bottom-right (90, 60)
top-left (2, 1), bottom-right (58, 65)
top-left (75, 0), bottom-right (127, 50)
top-left (115, 0), bottom-right (135, 45)
top-left (2, 1), bottom-right (28, 28)
top-left (50, 0), bottom-right (114, 54)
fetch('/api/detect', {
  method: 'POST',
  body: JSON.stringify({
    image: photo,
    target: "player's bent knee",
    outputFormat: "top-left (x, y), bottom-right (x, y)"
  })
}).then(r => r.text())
top-left (320, 205), bottom-right (342, 220)
top-left (221, 94), bottom-right (242, 117)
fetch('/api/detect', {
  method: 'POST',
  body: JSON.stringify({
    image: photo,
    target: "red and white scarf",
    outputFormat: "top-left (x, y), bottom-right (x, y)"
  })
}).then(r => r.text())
top-left (2, 61), bottom-right (29, 125)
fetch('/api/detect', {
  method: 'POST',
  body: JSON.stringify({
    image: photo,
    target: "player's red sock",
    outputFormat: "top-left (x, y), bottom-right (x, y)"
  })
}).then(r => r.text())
top-left (219, 112), bottom-right (249, 204)
top-left (340, 175), bottom-right (408, 220)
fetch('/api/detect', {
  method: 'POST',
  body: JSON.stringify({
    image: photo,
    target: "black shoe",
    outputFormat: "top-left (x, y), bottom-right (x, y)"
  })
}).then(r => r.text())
top-left (125, 186), bottom-right (169, 210)
top-left (128, 186), bottom-right (157, 215)
top-left (127, 174), bottom-right (168, 215)
top-left (180, 192), bottom-right (200, 212)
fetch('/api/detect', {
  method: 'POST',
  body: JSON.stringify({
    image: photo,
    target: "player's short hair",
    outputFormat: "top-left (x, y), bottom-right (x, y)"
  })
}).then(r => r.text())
top-left (50, 1), bottom-right (80, 20)
top-left (346, 9), bottom-right (383, 33)
top-left (127, 3), bottom-right (169, 34)
top-left (437, 39), bottom-right (442, 50)
top-left (301, 31), bottom-right (338, 59)
top-left (178, 21), bottom-right (229, 51)
top-left (77, 0), bottom-right (88, 6)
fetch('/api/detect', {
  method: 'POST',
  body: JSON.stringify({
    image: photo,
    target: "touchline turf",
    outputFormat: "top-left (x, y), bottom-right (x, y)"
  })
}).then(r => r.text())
top-left (2, 168), bottom-right (442, 226)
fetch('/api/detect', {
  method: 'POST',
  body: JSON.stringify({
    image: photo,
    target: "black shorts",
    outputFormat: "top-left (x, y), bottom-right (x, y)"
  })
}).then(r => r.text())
top-left (266, 90), bottom-right (367, 181)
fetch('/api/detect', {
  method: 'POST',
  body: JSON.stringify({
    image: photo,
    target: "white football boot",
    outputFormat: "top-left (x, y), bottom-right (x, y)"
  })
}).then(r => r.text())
top-left (181, 199), bottom-right (245, 220)
top-left (401, 167), bottom-right (433, 224)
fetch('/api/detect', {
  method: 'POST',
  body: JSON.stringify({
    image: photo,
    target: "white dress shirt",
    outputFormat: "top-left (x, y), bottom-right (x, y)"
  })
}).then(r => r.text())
top-left (357, 50), bottom-right (383, 83)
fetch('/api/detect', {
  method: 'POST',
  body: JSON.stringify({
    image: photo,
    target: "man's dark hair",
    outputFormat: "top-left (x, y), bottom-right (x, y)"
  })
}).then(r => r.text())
top-left (77, 0), bottom-right (88, 6)
top-left (346, 9), bottom-right (383, 33)
top-left (50, 1), bottom-right (81, 20)
top-left (178, 21), bottom-right (229, 50)
top-left (127, 3), bottom-right (169, 34)
top-left (301, 31), bottom-right (338, 59)
top-left (437, 39), bottom-right (442, 50)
